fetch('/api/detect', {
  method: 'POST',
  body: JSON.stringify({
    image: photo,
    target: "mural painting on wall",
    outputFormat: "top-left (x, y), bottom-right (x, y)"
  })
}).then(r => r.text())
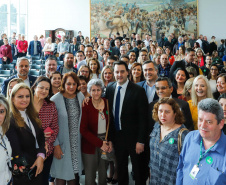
top-left (91, 0), bottom-right (197, 40)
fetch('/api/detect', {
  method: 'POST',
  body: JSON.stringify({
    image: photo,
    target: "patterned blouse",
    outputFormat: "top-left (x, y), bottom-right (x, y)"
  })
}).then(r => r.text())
top-left (64, 96), bottom-right (80, 173)
top-left (149, 123), bottom-right (189, 185)
top-left (39, 100), bottom-right (59, 157)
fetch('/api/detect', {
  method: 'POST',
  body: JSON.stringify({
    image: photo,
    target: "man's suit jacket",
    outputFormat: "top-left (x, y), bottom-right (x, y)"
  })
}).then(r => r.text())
top-left (148, 98), bottom-right (194, 134)
top-left (28, 40), bottom-right (42, 55)
top-left (137, 80), bottom-right (159, 102)
top-left (109, 47), bottom-right (117, 56)
top-left (105, 81), bottom-right (149, 145)
top-left (169, 59), bottom-right (200, 80)
top-left (0, 39), bottom-right (3, 47)
top-left (1, 75), bottom-right (37, 97)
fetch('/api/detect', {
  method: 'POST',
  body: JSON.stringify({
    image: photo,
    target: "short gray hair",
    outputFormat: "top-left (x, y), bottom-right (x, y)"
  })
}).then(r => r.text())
top-left (198, 98), bottom-right (224, 124)
top-left (87, 79), bottom-right (105, 97)
top-left (16, 57), bottom-right (30, 66)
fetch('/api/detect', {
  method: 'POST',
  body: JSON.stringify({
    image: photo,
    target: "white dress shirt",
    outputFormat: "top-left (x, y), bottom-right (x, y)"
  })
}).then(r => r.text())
top-left (19, 110), bottom-right (39, 148)
top-left (113, 79), bottom-right (129, 130)
top-left (0, 126), bottom-right (12, 185)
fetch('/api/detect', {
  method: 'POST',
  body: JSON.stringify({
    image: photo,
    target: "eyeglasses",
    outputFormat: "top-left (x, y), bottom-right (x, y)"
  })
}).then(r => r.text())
top-left (156, 86), bottom-right (169, 90)
top-left (81, 70), bottom-right (89, 73)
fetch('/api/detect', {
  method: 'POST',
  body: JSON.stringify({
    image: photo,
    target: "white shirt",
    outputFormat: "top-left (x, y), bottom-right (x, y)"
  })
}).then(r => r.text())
top-left (113, 79), bottom-right (129, 130)
top-left (19, 110), bottom-right (39, 148)
top-left (0, 127), bottom-right (12, 185)
top-left (16, 75), bottom-right (30, 87)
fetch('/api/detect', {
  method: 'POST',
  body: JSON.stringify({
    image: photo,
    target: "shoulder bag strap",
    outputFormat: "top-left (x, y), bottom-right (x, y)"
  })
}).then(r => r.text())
top-left (105, 99), bottom-right (110, 141)
top-left (177, 128), bottom-right (188, 155)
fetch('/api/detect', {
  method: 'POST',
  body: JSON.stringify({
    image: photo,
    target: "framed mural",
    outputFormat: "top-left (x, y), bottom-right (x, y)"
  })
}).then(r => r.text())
top-left (90, 0), bottom-right (198, 40)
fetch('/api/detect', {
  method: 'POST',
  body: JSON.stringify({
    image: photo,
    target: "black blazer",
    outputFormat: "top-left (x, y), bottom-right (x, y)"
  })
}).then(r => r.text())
top-left (148, 98), bottom-right (194, 134)
top-left (1, 75), bottom-right (37, 97)
top-left (6, 114), bottom-right (45, 167)
top-left (169, 59), bottom-right (200, 80)
top-left (106, 81), bottom-right (149, 144)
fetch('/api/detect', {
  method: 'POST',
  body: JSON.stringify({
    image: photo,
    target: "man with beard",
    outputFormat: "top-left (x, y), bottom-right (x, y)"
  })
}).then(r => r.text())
top-left (1, 57), bottom-right (37, 96)
top-left (57, 52), bottom-right (77, 75)
top-left (45, 56), bottom-right (58, 78)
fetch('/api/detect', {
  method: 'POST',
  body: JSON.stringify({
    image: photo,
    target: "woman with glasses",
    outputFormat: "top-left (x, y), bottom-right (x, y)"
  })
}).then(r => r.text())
top-left (77, 65), bottom-right (91, 81)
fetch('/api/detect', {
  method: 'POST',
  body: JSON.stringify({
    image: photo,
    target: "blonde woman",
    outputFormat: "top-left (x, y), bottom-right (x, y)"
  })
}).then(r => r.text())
top-left (0, 95), bottom-right (12, 185)
top-left (6, 78), bottom-right (24, 100)
top-left (43, 37), bottom-right (55, 60)
top-left (188, 75), bottom-right (213, 129)
top-left (101, 65), bottom-right (114, 88)
top-left (174, 46), bottom-right (185, 61)
top-left (7, 83), bottom-right (45, 185)
top-left (88, 57), bottom-right (101, 79)
top-left (178, 77), bottom-right (195, 101)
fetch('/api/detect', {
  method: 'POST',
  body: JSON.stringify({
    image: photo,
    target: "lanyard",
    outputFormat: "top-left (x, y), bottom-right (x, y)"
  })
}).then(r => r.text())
top-left (0, 134), bottom-right (7, 151)
top-left (197, 139), bottom-right (215, 166)
top-left (26, 116), bottom-right (32, 130)
top-left (26, 115), bottom-right (39, 148)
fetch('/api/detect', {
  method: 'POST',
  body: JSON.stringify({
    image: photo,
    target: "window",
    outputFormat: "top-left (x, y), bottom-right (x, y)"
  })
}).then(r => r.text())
top-left (0, 0), bottom-right (27, 39)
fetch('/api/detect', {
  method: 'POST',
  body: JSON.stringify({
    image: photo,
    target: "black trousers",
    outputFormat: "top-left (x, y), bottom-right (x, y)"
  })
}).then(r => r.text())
top-left (42, 154), bottom-right (53, 185)
top-left (113, 131), bottom-right (149, 185)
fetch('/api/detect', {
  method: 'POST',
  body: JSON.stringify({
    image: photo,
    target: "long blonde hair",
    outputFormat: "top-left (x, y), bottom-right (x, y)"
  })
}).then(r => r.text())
top-left (0, 95), bottom-right (10, 135)
top-left (6, 78), bottom-right (24, 100)
top-left (191, 75), bottom-right (213, 106)
top-left (9, 83), bottom-right (42, 128)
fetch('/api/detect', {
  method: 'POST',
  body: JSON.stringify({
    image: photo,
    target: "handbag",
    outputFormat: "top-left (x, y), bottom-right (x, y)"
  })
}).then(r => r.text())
top-left (11, 156), bottom-right (36, 181)
top-left (177, 128), bottom-right (188, 155)
top-left (101, 99), bottom-right (115, 161)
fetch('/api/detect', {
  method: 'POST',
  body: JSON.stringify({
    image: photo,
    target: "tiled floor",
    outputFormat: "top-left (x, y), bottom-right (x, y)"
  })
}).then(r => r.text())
top-left (79, 157), bottom-right (149, 185)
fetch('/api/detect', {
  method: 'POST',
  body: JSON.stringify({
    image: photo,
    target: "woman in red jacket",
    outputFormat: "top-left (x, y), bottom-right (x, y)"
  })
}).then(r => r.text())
top-left (80, 79), bottom-right (110, 185)
top-left (0, 38), bottom-right (13, 64)
top-left (17, 35), bottom-right (28, 57)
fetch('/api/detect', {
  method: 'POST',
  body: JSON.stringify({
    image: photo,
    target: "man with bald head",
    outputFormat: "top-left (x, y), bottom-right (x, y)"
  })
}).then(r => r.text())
top-left (28, 35), bottom-right (42, 57)
top-left (158, 54), bottom-right (171, 77)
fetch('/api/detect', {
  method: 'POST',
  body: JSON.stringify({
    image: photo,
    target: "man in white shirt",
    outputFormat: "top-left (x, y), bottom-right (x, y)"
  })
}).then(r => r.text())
top-left (106, 61), bottom-right (149, 185)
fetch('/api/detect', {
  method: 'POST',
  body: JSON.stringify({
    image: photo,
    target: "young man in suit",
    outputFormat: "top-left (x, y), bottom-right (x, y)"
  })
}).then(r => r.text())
top-left (106, 61), bottom-right (149, 185)
top-left (1, 57), bottom-right (37, 96)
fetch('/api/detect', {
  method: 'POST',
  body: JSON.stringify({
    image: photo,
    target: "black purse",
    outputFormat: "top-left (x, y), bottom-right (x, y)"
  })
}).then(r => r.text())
top-left (11, 156), bottom-right (36, 181)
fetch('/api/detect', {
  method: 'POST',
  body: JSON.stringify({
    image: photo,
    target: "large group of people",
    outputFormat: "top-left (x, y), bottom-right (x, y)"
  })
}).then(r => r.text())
top-left (0, 30), bottom-right (226, 185)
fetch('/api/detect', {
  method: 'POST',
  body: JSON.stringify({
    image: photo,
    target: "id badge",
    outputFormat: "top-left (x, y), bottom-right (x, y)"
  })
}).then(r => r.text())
top-left (189, 165), bottom-right (199, 180)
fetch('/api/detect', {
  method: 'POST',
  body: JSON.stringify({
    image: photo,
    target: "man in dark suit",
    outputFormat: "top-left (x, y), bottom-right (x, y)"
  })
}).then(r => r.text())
top-left (137, 61), bottom-right (159, 103)
top-left (148, 77), bottom-right (194, 134)
top-left (106, 61), bottom-right (149, 185)
top-left (1, 57), bottom-right (37, 96)
top-left (104, 39), bottom-right (116, 56)
top-left (169, 48), bottom-right (201, 80)
top-left (28, 35), bottom-right (42, 57)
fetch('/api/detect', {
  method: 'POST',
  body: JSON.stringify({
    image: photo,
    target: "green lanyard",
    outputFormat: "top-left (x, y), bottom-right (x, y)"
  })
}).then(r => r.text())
top-left (197, 139), bottom-right (215, 166)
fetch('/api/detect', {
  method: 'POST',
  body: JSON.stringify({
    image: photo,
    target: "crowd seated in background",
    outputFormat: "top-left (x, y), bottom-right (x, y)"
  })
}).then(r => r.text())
top-left (1, 30), bottom-right (226, 185)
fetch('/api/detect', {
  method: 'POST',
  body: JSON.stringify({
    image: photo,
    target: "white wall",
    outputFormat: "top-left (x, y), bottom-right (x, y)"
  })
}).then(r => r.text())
top-left (27, 0), bottom-right (226, 45)
top-left (27, 0), bottom-right (90, 42)
top-left (198, 0), bottom-right (226, 45)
